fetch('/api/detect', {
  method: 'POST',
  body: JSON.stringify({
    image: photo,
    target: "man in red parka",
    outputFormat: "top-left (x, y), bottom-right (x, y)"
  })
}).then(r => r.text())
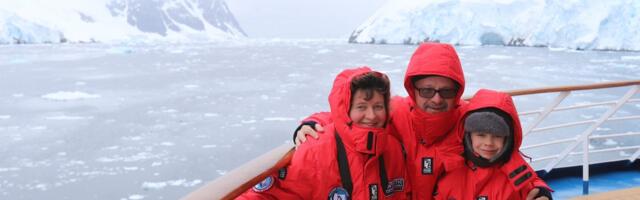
top-left (238, 67), bottom-right (410, 199)
top-left (435, 89), bottom-right (552, 200)
top-left (294, 43), bottom-right (551, 199)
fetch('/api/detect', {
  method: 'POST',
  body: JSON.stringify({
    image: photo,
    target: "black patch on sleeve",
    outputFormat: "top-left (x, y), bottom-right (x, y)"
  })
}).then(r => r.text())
top-left (509, 165), bottom-right (527, 178)
top-left (514, 172), bottom-right (532, 186)
top-left (278, 167), bottom-right (287, 180)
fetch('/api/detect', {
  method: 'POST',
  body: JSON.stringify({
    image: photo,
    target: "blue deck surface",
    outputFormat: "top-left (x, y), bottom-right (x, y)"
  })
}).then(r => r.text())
top-left (543, 161), bottom-right (640, 199)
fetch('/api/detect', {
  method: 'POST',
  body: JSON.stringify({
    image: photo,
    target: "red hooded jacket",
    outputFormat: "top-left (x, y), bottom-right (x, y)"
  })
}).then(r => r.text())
top-left (301, 43), bottom-right (548, 199)
top-left (435, 89), bottom-right (550, 200)
top-left (303, 43), bottom-right (466, 199)
top-left (238, 67), bottom-right (410, 200)
top-left (389, 43), bottom-right (466, 199)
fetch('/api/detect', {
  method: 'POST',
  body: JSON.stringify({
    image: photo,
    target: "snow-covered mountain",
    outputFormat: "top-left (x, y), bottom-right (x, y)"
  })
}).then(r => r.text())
top-left (350, 0), bottom-right (640, 51)
top-left (0, 0), bottom-right (246, 44)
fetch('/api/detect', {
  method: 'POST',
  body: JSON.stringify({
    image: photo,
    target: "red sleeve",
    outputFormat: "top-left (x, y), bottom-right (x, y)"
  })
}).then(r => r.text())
top-left (302, 111), bottom-right (332, 126)
top-left (531, 174), bottom-right (553, 191)
top-left (236, 147), bottom-right (318, 199)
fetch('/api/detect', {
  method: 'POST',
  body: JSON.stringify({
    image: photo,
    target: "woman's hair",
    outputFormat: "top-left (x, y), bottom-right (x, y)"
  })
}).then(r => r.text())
top-left (350, 71), bottom-right (391, 113)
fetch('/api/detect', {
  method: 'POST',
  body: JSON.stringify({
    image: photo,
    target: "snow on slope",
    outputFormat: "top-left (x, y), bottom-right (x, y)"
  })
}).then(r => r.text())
top-left (0, 0), bottom-right (246, 44)
top-left (350, 0), bottom-right (640, 51)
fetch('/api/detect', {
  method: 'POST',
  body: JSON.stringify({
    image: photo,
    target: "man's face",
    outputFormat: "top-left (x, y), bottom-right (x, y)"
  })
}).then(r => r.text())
top-left (413, 76), bottom-right (458, 114)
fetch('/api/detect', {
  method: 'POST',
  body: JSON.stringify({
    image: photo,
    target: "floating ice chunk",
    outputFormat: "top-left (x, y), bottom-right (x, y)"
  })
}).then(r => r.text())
top-left (160, 142), bottom-right (174, 146)
top-left (12, 93), bottom-right (24, 97)
top-left (122, 136), bottom-right (142, 141)
top-left (487, 54), bottom-right (513, 59)
top-left (106, 47), bottom-right (133, 54)
top-left (0, 167), bottom-right (20, 172)
top-left (170, 67), bottom-right (189, 72)
top-left (142, 182), bottom-right (166, 190)
top-left (604, 139), bottom-right (618, 146)
top-left (184, 85), bottom-right (199, 89)
top-left (151, 162), bottom-right (162, 167)
top-left (103, 146), bottom-right (120, 150)
top-left (31, 126), bottom-right (47, 130)
top-left (202, 145), bottom-right (217, 148)
top-left (241, 120), bottom-right (256, 124)
top-left (35, 183), bottom-right (48, 191)
top-left (590, 59), bottom-right (619, 63)
top-left (381, 69), bottom-right (402, 74)
top-left (46, 115), bottom-right (90, 120)
top-left (188, 179), bottom-right (202, 186)
top-left (317, 49), bottom-right (331, 54)
top-left (0, 115), bottom-right (10, 119)
top-left (75, 81), bottom-right (86, 86)
top-left (216, 169), bottom-right (227, 175)
top-left (168, 49), bottom-right (184, 54)
top-left (57, 152), bottom-right (67, 156)
top-left (621, 56), bottom-right (640, 60)
top-left (128, 194), bottom-right (144, 200)
top-left (162, 109), bottom-right (178, 113)
top-left (263, 117), bottom-right (296, 121)
top-left (372, 53), bottom-right (392, 59)
top-left (287, 73), bottom-right (301, 77)
top-left (42, 91), bottom-right (100, 101)
top-left (124, 167), bottom-right (139, 171)
top-left (260, 95), bottom-right (269, 100)
top-left (547, 47), bottom-right (568, 51)
top-left (168, 179), bottom-right (186, 186)
top-left (204, 113), bottom-right (219, 117)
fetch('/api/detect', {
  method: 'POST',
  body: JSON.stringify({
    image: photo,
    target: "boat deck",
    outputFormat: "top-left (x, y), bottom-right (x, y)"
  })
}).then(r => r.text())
top-left (571, 187), bottom-right (640, 200)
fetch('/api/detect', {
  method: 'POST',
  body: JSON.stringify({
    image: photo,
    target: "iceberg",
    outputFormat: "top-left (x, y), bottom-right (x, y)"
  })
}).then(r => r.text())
top-left (350, 0), bottom-right (640, 51)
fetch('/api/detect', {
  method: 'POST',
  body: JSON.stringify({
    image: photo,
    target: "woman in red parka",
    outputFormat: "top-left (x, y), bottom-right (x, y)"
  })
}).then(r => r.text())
top-left (434, 89), bottom-right (552, 200)
top-left (237, 66), bottom-right (410, 200)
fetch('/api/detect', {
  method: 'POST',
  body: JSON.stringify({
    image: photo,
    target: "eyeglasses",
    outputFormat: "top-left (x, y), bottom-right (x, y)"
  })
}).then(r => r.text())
top-left (415, 87), bottom-right (458, 99)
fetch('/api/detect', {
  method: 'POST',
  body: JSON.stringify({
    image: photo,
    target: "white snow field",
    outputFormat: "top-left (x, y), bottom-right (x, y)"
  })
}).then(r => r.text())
top-left (0, 40), bottom-right (639, 199)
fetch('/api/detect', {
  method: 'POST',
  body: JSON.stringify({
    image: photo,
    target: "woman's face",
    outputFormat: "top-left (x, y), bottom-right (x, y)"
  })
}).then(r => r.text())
top-left (349, 90), bottom-right (386, 128)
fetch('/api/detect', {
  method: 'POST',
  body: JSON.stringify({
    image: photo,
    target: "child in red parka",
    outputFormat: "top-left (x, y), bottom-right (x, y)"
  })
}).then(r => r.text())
top-left (236, 67), bottom-right (410, 200)
top-left (434, 89), bottom-right (552, 200)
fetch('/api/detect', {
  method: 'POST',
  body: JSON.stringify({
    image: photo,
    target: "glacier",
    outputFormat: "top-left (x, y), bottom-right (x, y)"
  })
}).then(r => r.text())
top-left (0, 0), bottom-right (246, 44)
top-left (349, 0), bottom-right (640, 51)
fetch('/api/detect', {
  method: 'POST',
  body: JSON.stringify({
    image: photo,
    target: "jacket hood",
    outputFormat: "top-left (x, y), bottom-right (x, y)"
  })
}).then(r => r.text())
top-left (403, 43), bottom-right (465, 107)
top-left (329, 66), bottom-right (388, 155)
top-left (458, 89), bottom-right (523, 166)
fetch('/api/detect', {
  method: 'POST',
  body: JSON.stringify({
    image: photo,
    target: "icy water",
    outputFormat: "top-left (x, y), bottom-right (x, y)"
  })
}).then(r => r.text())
top-left (0, 40), bottom-right (639, 199)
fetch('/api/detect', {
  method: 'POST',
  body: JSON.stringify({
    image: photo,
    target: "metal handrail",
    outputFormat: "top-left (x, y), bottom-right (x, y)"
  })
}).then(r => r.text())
top-left (505, 80), bottom-right (640, 195)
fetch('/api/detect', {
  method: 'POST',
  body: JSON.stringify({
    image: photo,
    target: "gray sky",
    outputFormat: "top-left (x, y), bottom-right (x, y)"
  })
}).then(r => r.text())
top-left (226, 0), bottom-right (388, 38)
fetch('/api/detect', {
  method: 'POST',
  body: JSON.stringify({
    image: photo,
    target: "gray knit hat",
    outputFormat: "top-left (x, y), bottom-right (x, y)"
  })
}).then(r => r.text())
top-left (464, 111), bottom-right (510, 137)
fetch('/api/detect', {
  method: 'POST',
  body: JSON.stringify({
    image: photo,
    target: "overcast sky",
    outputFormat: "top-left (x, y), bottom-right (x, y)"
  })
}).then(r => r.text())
top-left (226, 0), bottom-right (388, 39)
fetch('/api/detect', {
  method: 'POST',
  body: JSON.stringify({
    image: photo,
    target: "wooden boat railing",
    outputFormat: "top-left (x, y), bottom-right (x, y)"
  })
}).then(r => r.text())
top-left (182, 80), bottom-right (640, 199)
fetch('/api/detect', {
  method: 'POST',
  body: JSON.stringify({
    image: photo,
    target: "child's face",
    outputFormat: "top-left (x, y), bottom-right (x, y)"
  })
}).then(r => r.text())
top-left (349, 90), bottom-right (386, 128)
top-left (470, 132), bottom-right (505, 159)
